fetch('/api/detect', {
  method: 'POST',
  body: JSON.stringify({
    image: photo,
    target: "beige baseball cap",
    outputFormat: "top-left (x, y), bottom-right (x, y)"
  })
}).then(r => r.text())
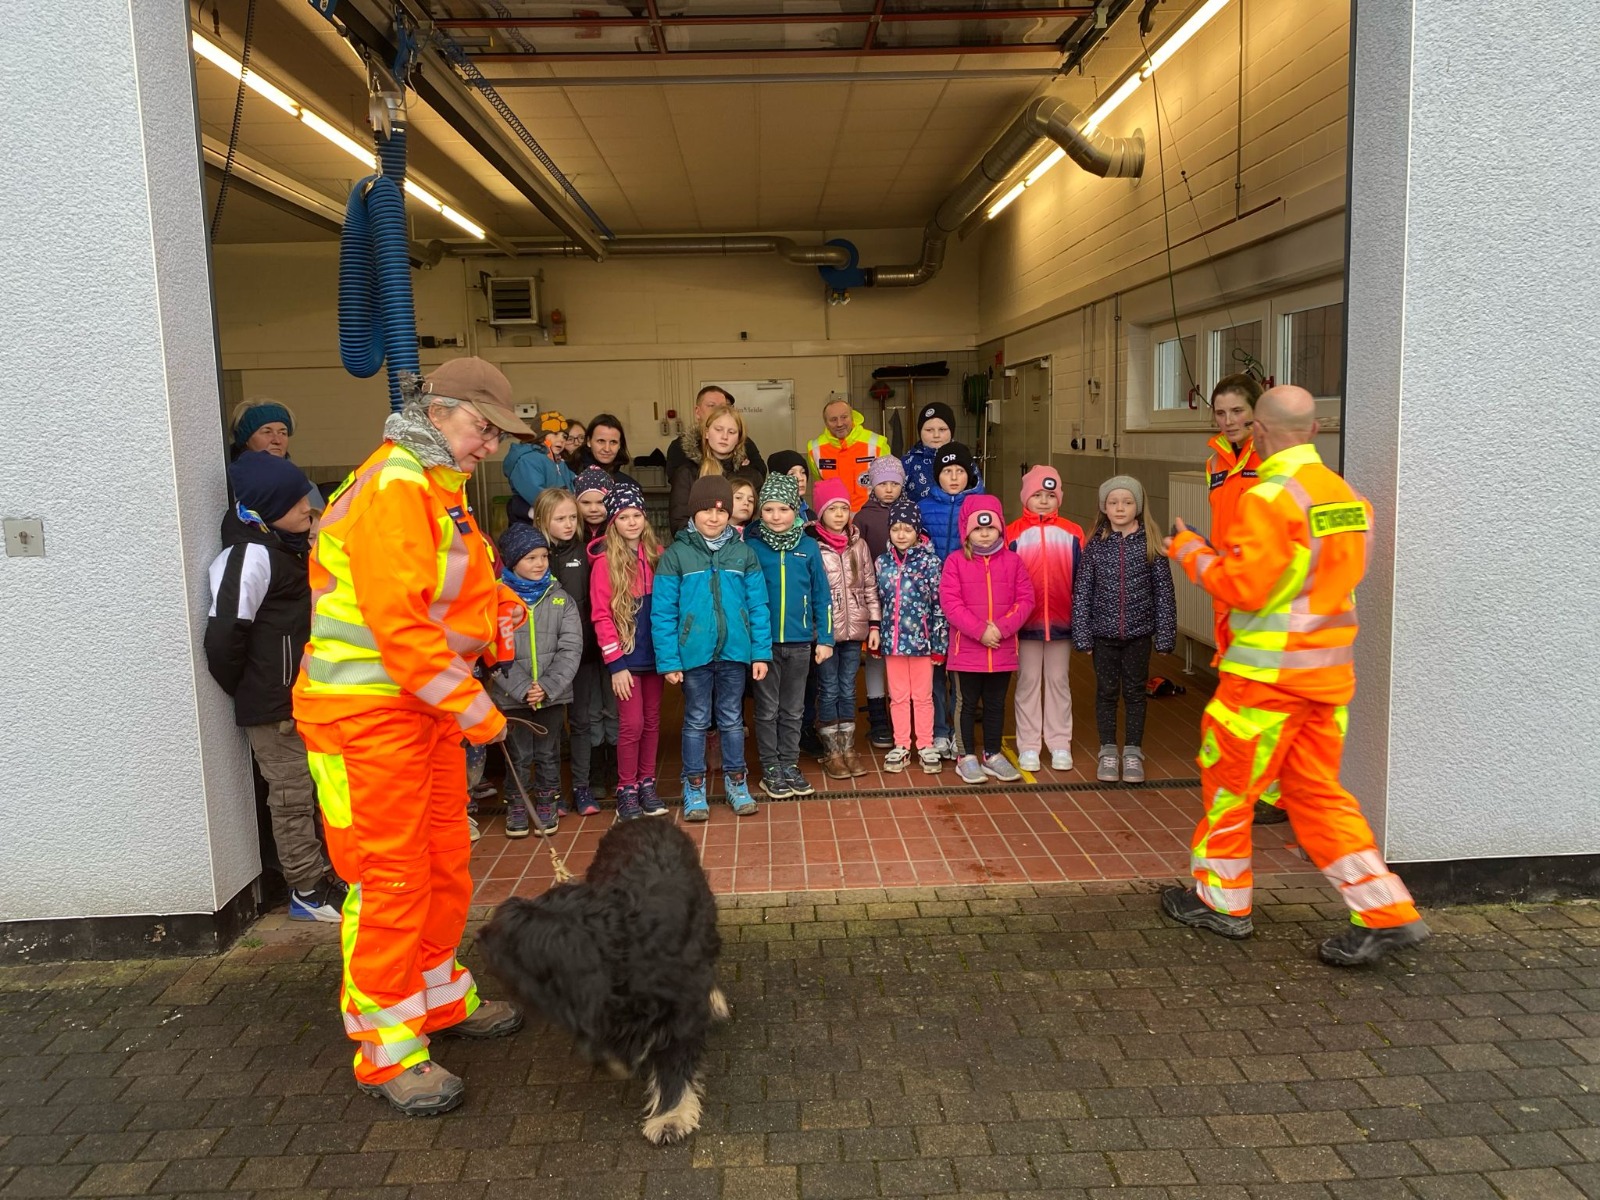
top-left (422, 358), bottom-right (534, 438)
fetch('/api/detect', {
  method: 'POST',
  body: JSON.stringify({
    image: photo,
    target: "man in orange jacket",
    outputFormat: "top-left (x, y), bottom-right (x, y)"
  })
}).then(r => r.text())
top-left (1162, 385), bottom-right (1429, 967)
top-left (295, 358), bottom-right (533, 1113)
top-left (808, 396), bottom-right (890, 512)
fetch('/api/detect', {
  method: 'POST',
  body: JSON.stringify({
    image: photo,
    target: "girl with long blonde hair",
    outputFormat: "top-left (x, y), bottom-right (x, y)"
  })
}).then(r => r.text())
top-left (667, 404), bottom-right (765, 529)
top-left (587, 482), bottom-right (666, 820)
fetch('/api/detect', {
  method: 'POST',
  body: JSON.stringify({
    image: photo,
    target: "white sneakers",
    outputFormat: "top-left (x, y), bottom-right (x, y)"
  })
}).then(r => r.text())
top-left (1051, 749), bottom-right (1074, 772)
top-left (1017, 750), bottom-right (1041, 772)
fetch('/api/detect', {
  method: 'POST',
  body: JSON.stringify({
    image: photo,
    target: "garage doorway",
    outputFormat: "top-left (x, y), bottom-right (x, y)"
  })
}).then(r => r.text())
top-left (989, 358), bottom-right (1052, 511)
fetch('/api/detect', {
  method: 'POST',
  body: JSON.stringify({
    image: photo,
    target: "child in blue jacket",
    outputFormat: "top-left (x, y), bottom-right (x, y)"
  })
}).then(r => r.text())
top-left (745, 472), bottom-right (833, 801)
top-left (917, 442), bottom-right (983, 561)
top-left (914, 441), bottom-right (981, 756)
top-left (652, 475), bottom-right (774, 820)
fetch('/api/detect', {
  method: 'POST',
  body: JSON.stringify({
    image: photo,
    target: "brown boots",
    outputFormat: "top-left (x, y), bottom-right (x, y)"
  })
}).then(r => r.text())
top-left (818, 723), bottom-right (867, 779)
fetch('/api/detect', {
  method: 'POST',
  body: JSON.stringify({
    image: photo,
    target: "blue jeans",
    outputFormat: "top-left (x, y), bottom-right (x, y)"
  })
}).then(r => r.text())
top-left (682, 661), bottom-right (749, 777)
top-left (933, 663), bottom-right (953, 741)
top-left (815, 640), bottom-right (863, 724)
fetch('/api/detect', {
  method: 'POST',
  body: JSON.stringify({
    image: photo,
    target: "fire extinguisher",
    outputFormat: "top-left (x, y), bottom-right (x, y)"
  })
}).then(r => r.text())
top-left (549, 308), bottom-right (567, 345)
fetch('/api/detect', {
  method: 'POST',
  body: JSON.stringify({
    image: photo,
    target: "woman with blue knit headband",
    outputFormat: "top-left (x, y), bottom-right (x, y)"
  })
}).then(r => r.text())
top-left (230, 399), bottom-right (323, 508)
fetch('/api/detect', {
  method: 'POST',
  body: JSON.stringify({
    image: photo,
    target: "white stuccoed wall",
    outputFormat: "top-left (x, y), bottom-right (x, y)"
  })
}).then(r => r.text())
top-left (0, 0), bottom-right (257, 921)
top-left (1344, 0), bottom-right (1600, 862)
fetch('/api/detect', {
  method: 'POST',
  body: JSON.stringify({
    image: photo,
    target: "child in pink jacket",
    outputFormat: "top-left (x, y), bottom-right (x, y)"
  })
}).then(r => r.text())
top-left (939, 494), bottom-right (1035, 786)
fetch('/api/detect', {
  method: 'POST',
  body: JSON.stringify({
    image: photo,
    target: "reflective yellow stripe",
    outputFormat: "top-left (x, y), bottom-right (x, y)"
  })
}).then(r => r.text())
top-left (312, 614), bottom-right (378, 649)
top-left (306, 656), bottom-right (400, 690)
top-left (308, 750), bottom-right (353, 828)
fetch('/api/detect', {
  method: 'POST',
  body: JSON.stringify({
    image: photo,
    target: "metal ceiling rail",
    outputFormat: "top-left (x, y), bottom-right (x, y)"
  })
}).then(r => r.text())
top-left (326, 0), bottom-right (609, 258)
top-left (469, 45), bottom-right (1082, 62)
top-left (476, 68), bottom-right (1063, 85)
top-left (437, 8), bottom-right (1096, 28)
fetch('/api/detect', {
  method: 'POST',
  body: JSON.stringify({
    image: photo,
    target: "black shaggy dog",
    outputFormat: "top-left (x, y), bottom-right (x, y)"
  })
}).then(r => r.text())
top-left (476, 818), bottom-right (726, 1144)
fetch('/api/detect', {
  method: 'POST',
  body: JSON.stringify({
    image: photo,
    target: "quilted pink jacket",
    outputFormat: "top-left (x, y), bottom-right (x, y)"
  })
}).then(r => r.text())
top-left (813, 524), bottom-right (882, 643)
top-left (938, 546), bottom-right (1036, 672)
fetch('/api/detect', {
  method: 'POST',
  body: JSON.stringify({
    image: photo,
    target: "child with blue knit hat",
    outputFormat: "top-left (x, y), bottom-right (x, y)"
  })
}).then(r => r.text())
top-left (206, 451), bottom-right (343, 922)
top-left (491, 523), bottom-right (583, 837)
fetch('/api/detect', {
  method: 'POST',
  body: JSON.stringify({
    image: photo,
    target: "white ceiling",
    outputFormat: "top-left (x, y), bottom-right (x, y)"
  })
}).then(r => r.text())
top-left (196, 0), bottom-right (1162, 244)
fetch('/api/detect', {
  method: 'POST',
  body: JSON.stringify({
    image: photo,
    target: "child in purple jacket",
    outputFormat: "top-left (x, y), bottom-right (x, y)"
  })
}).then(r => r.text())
top-left (939, 494), bottom-right (1035, 786)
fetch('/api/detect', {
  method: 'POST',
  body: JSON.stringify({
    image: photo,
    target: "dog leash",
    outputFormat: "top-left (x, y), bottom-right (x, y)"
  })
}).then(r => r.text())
top-left (496, 714), bottom-right (574, 884)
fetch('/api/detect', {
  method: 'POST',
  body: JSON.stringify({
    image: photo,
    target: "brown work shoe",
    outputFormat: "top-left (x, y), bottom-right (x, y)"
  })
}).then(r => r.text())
top-left (358, 1060), bottom-right (464, 1116)
top-left (439, 999), bottom-right (523, 1039)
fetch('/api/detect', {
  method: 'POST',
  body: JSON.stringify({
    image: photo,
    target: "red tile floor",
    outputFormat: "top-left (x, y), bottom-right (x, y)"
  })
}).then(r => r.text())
top-left (470, 651), bottom-right (1318, 904)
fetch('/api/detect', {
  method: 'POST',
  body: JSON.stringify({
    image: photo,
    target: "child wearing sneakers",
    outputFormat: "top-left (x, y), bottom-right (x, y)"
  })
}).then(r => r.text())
top-left (854, 455), bottom-right (903, 751)
top-left (1006, 466), bottom-right (1085, 773)
top-left (940, 495), bottom-right (1035, 785)
top-left (589, 481), bottom-right (665, 821)
top-left (874, 499), bottom-right (948, 774)
top-left (917, 441), bottom-right (982, 760)
top-left (746, 472), bottom-right (834, 800)
top-left (489, 524), bottom-right (583, 837)
top-left (1072, 475), bottom-right (1176, 783)
top-left (206, 451), bottom-right (345, 922)
top-left (652, 475), bottom-right (774, 819)
top-left (808, 479), bottom-right (881, 780)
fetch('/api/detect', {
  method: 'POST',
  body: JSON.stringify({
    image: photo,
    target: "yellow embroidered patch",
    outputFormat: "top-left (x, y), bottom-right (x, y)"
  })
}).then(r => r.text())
top-left (1308, 502), bottom-right (1369, 537)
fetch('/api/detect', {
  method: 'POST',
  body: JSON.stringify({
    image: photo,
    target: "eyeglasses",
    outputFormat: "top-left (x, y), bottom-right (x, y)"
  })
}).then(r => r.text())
top-left (458, 405), bottom-right (505, 445)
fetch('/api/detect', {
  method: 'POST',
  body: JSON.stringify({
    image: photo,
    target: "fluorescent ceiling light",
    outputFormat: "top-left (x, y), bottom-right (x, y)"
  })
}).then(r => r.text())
top-left (1024, 147), bottom-right (1066, 187)
top-left (191, 31), bottom-right (486, 240)
top-left (1085, 0), bottom-right (1231, 132)
top-left (985, 182), bottom-right (1026, 220)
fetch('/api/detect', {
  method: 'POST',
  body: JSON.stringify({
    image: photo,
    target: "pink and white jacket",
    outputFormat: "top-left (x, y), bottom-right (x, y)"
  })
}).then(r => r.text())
top-left (939, 543), bottom-right (1036, 673)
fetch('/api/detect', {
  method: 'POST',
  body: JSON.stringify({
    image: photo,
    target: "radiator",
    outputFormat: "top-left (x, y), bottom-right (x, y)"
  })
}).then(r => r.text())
top-left (1168, 470), bottom-right (1214, 668)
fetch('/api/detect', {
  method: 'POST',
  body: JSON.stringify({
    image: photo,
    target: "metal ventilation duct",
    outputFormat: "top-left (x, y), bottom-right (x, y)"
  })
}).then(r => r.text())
top-left (513, 236), bottom-right (853, 268)
top-left (863, 96), bottom-right (1145, 288)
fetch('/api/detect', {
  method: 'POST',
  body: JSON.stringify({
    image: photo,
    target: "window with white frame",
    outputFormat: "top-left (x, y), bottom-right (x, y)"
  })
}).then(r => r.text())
top-left (1210, 320), bottom-right (1265, 390)
top-left (1153, 333), bottom-right (1197, 411)
top-left (1278, 301), bottom-right (1344, 399)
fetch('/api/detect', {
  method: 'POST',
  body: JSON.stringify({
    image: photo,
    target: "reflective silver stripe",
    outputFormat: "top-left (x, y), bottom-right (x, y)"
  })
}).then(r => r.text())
top-left (306, 656), bottom-right (398, 687)
top-left (444, 628), bottom-right (492, 656)
top-left (1195, 880), bottom-right (1248, 914)
top-left (1244, 610), bottom-right (1359, 634)
top-left (426, 973), bottom-right (474, 1011)
top-left (1225, 643), bottom-right (1354, 670)
top-left (343, 990), bottom-right (429, 1035)
top-left (1323, 848), bottom-right (1391, 886)
top-left (421, 957), bottom-right (458, 988)
top-left (360, 1034), bottom-right (429, 1068)
top-left (455, 691), bottom-right (496, 731)
top-left (428, 525), bottom-right (472, 623)
top-left (312, 614), bottom-right (379, 648)
top-left (1340, 875), bottom-right (1413, 914)
top-left (1194, 856), bottom-right (1250, 881)
top-left (414, 659), bottom-right (472, 706)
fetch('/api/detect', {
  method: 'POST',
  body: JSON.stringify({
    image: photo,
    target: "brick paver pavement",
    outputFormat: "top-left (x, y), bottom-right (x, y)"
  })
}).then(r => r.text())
top-left (3, 881), bottom-right (1599, 1199)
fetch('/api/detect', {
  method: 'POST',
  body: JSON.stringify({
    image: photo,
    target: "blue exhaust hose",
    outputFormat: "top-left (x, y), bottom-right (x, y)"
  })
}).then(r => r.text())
top-left (338, 125), bottom-right (420, 412)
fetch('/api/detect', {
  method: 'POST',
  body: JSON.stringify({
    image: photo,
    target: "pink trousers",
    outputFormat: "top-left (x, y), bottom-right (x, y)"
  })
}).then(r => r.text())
top-left (615, 671), bottom-right (663, 786)
top-left (1014, 639), bottom-right (1073, 754)
top-left (885, 656), bottom-right (935, 751)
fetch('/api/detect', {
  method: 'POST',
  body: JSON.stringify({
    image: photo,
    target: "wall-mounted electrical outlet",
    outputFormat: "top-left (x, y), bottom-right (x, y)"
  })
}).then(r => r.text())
top-left (4, 518), bottom-right (44, 557)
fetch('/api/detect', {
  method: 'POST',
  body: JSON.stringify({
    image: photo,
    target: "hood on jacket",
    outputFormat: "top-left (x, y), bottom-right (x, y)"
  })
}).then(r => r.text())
top-left (677, 423), bottom-right (753, 473)
top-left (816, 407), bottom-right (869, 446)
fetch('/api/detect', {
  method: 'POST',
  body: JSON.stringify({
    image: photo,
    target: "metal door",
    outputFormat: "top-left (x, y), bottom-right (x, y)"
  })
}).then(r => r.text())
top-left (991, 360), bottom-right (1051, 517)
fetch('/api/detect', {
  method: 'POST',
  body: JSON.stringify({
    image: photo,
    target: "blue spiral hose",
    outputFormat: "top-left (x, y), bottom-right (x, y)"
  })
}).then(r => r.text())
top-left (337, 125), bottom-right (420, 412)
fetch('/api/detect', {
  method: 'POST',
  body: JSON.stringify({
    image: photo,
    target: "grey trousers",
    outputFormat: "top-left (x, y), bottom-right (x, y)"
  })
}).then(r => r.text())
top-left (753, 642), bottom-right (813, 770)
top-left (245, 722), bottom-right (331, 893)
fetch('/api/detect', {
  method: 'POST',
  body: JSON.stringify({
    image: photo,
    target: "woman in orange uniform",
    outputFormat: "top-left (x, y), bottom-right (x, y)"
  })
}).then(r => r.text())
top-left (1204, 373), bottom-right (1283, 825)
top-left (294, 358), bottom-right (533, 1115)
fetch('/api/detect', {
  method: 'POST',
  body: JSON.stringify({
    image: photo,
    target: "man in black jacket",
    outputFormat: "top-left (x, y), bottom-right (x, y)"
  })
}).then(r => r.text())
top-left (206, 451), bottom-right (345, 922)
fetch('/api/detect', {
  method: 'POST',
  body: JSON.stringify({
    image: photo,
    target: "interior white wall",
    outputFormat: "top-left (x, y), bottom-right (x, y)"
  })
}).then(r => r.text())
top-left (213, 226), bottom-right (980, 472)
top-left (0, 0), bottom-right (256, 922)
top-left (1344, 0), bottom-right (1600, 863)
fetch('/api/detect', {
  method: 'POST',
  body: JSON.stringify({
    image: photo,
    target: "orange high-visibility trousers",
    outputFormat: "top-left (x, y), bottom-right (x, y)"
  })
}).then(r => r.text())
top-left (1209, 604), bottom-right (1282, 809)
top-left (1190, 675), bottom-right (1417, 928)
top-left (301, 708), bottom-right (481, 1085)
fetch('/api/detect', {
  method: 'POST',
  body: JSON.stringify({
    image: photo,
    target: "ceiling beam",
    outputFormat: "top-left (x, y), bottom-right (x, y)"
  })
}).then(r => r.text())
top-left (435, 8), bottom-right (1095, 28)
top-left (326, 0), bottom-right (608, 259)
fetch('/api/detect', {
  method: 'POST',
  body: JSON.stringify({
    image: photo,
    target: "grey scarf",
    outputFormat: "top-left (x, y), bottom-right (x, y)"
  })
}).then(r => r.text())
top-left (383, 400), bottom-right (457, 470)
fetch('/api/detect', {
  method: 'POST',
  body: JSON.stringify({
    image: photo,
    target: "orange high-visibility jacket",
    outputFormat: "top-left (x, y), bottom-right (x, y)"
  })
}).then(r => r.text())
top-left (1168, 443), bottom-right (1370, 705)
top-left (1205, 433), bottom-right (1261, 554)
top-left (807, 408), bottom-right (890, 512)
top-left (293, 441), bottom-right (523, 743)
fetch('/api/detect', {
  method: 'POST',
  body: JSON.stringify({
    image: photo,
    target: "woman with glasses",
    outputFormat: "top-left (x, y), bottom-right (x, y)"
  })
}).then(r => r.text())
top-left (293, 357), bottom-right (533, 1117)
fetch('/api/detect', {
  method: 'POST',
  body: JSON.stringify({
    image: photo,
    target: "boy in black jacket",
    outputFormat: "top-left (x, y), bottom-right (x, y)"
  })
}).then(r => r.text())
top-left (205, 451), bottom-right (345, 922)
